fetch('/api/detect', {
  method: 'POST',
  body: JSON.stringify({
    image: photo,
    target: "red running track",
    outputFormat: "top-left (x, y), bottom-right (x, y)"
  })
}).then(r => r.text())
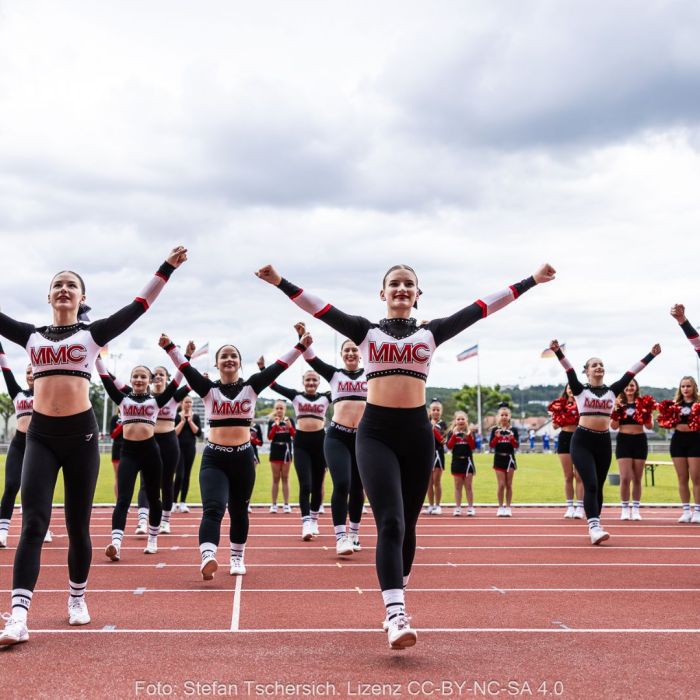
top-left (0, 506), bottom-right (698, 699)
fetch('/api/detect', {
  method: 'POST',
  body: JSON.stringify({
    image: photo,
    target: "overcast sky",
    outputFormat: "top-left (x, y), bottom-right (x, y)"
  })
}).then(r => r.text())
top-left (1, 0), bottom-right (699, 397)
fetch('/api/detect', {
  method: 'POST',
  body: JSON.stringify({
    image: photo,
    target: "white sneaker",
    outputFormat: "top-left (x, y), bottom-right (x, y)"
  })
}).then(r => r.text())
top-left (247, 505), bottom-right (252, 513)
top-left (283, 504), bottom-right (292, 513)
top-left (362, 505), bottom-right (368, 514)
top-left (467, 507), bottom-right (476, 516)
top-left (336, 535), bottom-right (354, 556)
top-left (424, 505), bottom-right (433, 515)
top-left (692, 511), bottom-right (700, 524)
top-left (135, 520), bottom-right (147, 535)
top-left (574, 506), bottom-right (585, 519)
top-left (269, 505), bottom-right (278, 514)
top-left (0, 613), bottom-right (29, 645)
top-left (620, 507), bottom-right (630, 521)
top-left (678, 511), bottom-right (692, 523)
top-left (504, 507), bottom-right (512, 517)
top-left (144, 536), bottom-right (158, 554)
top-left (180, 503), bottom-right (190, 513)
top-left (172, 503), bottom-right (181, 513)
top-left (159, 521), bottom-right (171, 535)
top-left (631, 508), bottom-right (642, 521)
top-left (351, 535), bottom-right (361, 552)
top-left (229, 555), bottom-right (247, 576)
top-left (310, 520), bottom-right (319, 536)
top-left (302, 521), bottom-right (313, 541)
top-left (0, 531), bottom-right (7, 548)
top-left (589, 527), bottom-right (610, 545)
top-left (200, 553), bottom-right (218, 581)
top-left (68, 597), bottom-right (91, 626)
top-left (453, 507), bottom-right (462, 517)
top-left (564, 506), bottom-right (576, 519)
top-left (105, 543), bottom-right (121, 562)
top-left (386, 613), bottom-right (417, 650)
top-left (432, 505), bottom-right (442, 515)
top-left (44, 530), bottom-right (53, 543)
top-left (318, 505), bottom-right (325, 514)
top-left (497, 506), bottom-right (506, 517)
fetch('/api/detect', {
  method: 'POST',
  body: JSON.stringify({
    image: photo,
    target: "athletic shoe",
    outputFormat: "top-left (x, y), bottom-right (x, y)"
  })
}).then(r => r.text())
top-left (620, 507), bottom-right (630, 521)
top-left (466, 507), bottom-right (476, 516)
top-left (362, 506), bottom-right (368, 514)
top-left (247, 505), bottom-right (252, 513)
top-left (302, 521), bottom-right (313, 541)
top-left (269, 505), bottom-right (278, 514)
top-left (144, 536), bottom-right (158, 554)
top-left (574, 506), bottom-right (585, 519)
top-left (386, 614), bottom-right (417, 650)
top-left (159, 521), bottom-right (171, 535)
top-left (0, 614), bottom-right (28, 645)
top-left (692, 511), bottom-right (700, 524)
top-left (504, 507), bottom-right (512, 517)
top-left (563, 506), bottom-right (576, 519)
top-left (105, 543), bottom-right (121, 562)
top-left (351, 535), bottom-right (361, 552)
top-left (44, 530), bottom-right (53, 543)
top-left (453, 507), bottom-right (462, 517)
top-left (172, 503), bottom-right (181, 513)
top-left (589, 527), bottom-right (610, 545)
top-left (496, 506), bottom-right (506, 517)
top-left (336, 535), bottom-right (354, 556)
top-left (678, 511), bottom-right (692, 523)
top-left (631, 508), bottom-right (642, 521)
top-left (180, 503), bottom-right (190, 513)
top-left (318, 505), bottom-right (325, 514)
top-left (432, 505), bottom-right (442, 515)
top-left (68, 597), bottom-right (91, 626)
top-left (283, 504), bottom-right (292, 513)
top-left (423, 505), bottom-right (433, 515)
top-left (310, 520), bottom-right (320, 536)
top-left (0, 532), bottom-right (7, 548)
top-left (229, 555), bottom-right (246, 576)
top-left (200, 554), bottom-right (218, 581)
top-left (135, 520), bottom-right (147, 535)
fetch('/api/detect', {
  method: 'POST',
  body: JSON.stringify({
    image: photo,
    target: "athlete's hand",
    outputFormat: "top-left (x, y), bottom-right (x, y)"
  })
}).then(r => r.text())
top-left (284, 417), bottom-right (292, 427)
top-left (167, 246), bottom-right (188, 268)
top-left (158, 333), bottom-right (172, 348)
top-left (670, 304), bottom-right (687, 323)
top-left (299, 332), bottom-right (313, 348)
top-left (185, 340), bottom-right (196, 357)
top-left (549, 339), bottom-right (560, 353)
top-left (257, 356), bottom-right (265, 370)
top-left (294, 322), bottom-right (306, 338)
top-left (651, 343), bottom-right (662, 356)
top-left (255, 265), bottom-right (282, 286)
top-left (533, 263), bottom-right (556, 284)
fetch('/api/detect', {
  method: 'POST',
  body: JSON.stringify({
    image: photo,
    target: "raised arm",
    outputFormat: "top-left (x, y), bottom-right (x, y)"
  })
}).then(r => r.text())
top-left (89, 247), bottom-right (187, 347)
top-left (0, 311), bottom-right (34, 349)
top-left (255, 265), bottom-right (371, 345)
top-left (549, 340), bottom-right (584, 395)
top-left (302, 347), bottom-right (337, 383)
top-left (609, 345), bottom-right (661, 396)
top-left (671, 304), bottom-right (700, 358)
top-left (155, 370), bottom-right (186, 408)
top-left (95, 356), bottom-right (127, 405)
top-left (0, 341), bottom-right (24, 399)
top-left (426, 264), bottom-right (556, 346)
top-left (249, 334), bottom-right (313, 395)
top-left (159, 333), bottom-right (213, 398)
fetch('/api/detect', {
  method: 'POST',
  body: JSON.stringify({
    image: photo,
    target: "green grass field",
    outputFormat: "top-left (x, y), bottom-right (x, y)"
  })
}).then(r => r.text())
top-left (0, 450), bottom-right (680, 505)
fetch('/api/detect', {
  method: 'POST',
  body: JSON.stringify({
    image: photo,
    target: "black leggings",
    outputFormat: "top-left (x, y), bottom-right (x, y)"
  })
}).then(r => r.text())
top-left (1, 431), bottom-right (25, 521)
top-left (293, 430), bottom-right (326, 517)
top-left (114, 438), bottom-right (163, 531)
top-left (199, 442), bottom-right (256, 546)
top-left (136, 431), bottom-right (179, 512)
top-left (174, 439), bottom-right (197, 502)
top-left (356, 403), bottom-right (433, 591)
top-left (13, 409), bottom-right (99, 592)
top-left (570, 426), bottom-right (612, 519)
top-left (324, 424), bottom-right (365, 527)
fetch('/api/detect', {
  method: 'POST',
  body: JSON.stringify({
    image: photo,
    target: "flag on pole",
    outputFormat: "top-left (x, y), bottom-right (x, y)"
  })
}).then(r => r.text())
top-left (457, 344), bottom-right (479, 361)
top-left (190, 342), bottom-right (209, 360)
top-left (541, 343), bottom-right (566, 359)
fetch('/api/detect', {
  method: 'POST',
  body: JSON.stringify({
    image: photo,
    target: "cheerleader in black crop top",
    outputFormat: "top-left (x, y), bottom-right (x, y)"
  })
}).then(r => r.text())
top-left (174, 395), bottom-right (201, 511)
top-left (668, 305), bottom-right (700, 523)
top-left (265, 363), bottom-right (331, 540)
top-left (267, 400), bottom-right (295, 513)
top-left (446, 411), bottom-right (477, 516)
top-left (257, 261), bottom-right (555, 650)
top-left (489, 405), bottom-right (519, 517)
top-left (426, 400), bottom-right (447, 515)
top-left (0, 246), bottom-right (186, 647)
top-left (161, 333), bottom-right (310, 581)
top-left (550, 339), bottom-right (660, 545)
top-left (297, 324), bottom-right (368, 554)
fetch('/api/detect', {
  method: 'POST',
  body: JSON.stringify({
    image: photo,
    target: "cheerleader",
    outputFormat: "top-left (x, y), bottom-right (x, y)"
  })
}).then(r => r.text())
top-left (549, 339), bottom-right (660, 544)
top-left (108, 412), bottom-right (123, 500)
top-left (548, 386), bottom-right (584, 519)
top-left (174, 396), bottom-right (201, 512)
top-left (160, 333), bottom-right (311, 579)
top-left (256, 260), bottom-right (555, 649)
top-left (446, 411), bottom-right (476, 516)
top-left (610, 379), bottom-right (653, 521)
top-left (489, 405), bottom-right (519, 516)
top-left (425, 400), bottom-right (447, 515)
top-left (267, 400), bottom-right (295, 513)
top-left (0, 246), bottom-right (186, 646)
top-left (670, 305), bottom-right (700, 523)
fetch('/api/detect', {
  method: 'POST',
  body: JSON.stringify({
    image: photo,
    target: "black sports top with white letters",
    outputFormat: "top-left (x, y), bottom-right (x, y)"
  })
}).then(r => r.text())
top-left (301, 347), bottom-right (367, 404)
top-left (270, 382), bottom-right (332, 422)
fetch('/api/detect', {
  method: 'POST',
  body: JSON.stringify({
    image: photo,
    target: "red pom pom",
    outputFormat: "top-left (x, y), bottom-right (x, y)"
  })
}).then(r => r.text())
top-left (689, 403), bottom-right (700, 432)
top-left (610, 405), bottom-right (625, 423)
top-left (634, 394), bottom-right (657, 425)
top-left (657, 400), bottom-right (681, 429)
top-left (548, 398), bottom-right (579, 427)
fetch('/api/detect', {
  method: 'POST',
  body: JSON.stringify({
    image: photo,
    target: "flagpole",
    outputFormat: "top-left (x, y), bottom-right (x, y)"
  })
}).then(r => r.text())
top-left (476, 344), bottom-right (482, 444)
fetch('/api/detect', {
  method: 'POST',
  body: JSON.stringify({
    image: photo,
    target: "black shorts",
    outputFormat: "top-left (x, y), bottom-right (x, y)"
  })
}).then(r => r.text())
top-left (493, 453), bottom-right (517, 471)
top-left (615, 432), bottom-right (648, 460)
top-left (111, 440), bottom-right (122, 462)
top-left (670, 430), bottom-right (700, 458)
top-left (269, 441), bottom-right (293, 462)
top-left (451, 456), bottom-right (476, 476)
top-left (433, 447), bottom-right (445, 470)
top-left (557, 430), bottom-right (574, 455)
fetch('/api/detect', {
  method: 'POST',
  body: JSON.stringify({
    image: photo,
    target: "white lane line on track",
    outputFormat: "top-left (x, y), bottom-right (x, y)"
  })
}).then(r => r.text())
top-left (19, 545), bottom-right (700, 551)
top-left (231, 575), bottom-right (243, 631)
top-left (6, 562), bottom-right (700, 568)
